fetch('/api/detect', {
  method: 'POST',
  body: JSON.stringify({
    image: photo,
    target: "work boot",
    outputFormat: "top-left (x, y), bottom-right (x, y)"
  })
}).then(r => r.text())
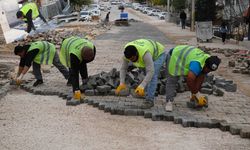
top-left (66, 90), bottom-right (81, 106)
top-left (33, 80), bottom-right (43, 87)
top-left (141, 100), bottom-right (154, 109)
top-left (165, 101), bottom-right (173, 112)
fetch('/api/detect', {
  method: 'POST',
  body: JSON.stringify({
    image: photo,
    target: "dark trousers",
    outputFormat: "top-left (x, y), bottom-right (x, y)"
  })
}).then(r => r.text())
top-left (181, 19), bottom-right (186, 29)
top-left (33, 52), bottom-right (69, 80)
top-left (69, 62), bottom-right (88, 92)
top-left (221, 33), bottom-right (226, 43)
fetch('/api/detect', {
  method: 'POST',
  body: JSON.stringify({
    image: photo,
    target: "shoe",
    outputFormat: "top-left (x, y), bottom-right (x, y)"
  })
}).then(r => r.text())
top-left (33, 80), bottom-right (43, 87)
top-left (165, 101), bottom-right (173, 112)
top-left (66, 98), bottom-right (81, 106)
top-left (141, 100), bottom-right (154, 109)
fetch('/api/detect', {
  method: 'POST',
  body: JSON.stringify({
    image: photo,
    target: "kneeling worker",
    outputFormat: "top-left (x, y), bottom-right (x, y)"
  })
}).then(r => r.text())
top-left (116, 39), bottom-right (166, 109)
top-left (14, 41), bottom-right (70, 86)
top-left (165, 45), bottom-right (221, 111)
top-left (59, 36), bottom-right (96, 106)
top-left (16, 2), bottom-right (47, 33)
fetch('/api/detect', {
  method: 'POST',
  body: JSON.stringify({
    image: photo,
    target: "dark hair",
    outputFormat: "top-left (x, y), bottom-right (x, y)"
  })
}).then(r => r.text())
top-left (14, 45), bottom-right (24, 55)
top-left (124, 45), bottom-right (137, 59)
top-left (16, 11), bottom-right (23, 18)
top-left (205, 56), bottom-right (221, 71)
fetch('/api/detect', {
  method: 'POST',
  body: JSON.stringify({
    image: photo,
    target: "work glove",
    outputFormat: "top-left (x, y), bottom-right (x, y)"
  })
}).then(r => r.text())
top-left (197, 96), bottom-right (208, 107)
top-left (73, 90), bottom-right (81, 100)
top-left (16, 74), bottom-right (24, 85)
top-left (115, 83), bottom-right (126, 95)
top-left (135, 85), bottom-right (145, 97)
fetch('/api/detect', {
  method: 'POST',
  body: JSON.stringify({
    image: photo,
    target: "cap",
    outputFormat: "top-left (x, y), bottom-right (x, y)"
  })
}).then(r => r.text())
top-left (205, 56), bottom-right (221, 71)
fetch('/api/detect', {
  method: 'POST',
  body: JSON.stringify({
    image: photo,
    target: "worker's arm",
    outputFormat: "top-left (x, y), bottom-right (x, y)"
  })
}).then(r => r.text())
top-left (21, 49), bottom-right (39, 75)
top-left (186, 61), bottom-right (205, 94)
top-left (70, 54), bottom-right (81, 92)
top-left (26, 10), bottom-right (35, 33)
top-left (139, 52), bottom-right (154, 88)
top-left (120, 57), bottom-right (129, 84)
top-left (186, 71), bottom-right (205, 94)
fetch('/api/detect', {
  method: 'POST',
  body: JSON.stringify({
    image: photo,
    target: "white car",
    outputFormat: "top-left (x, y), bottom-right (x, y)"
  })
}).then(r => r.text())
top-left (158, 12), bottom-right (167, 20)
top-left (79, 11), bottom-right (92, 21)
top-left (147, 9), bottom-right (161, 16)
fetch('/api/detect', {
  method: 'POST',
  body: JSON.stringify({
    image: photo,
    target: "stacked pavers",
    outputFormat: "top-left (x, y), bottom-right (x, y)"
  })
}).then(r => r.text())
top-left (203, 47), bottom-right (250, 75)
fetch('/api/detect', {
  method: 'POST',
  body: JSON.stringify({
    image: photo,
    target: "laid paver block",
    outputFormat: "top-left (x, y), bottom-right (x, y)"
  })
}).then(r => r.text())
top-left (220, 121), bottom-right (230, 131)
top-left (124, 109), bottom-right (138, 116)
top-left (174, 116), bottom-right (183, 124)
top-left (240, 127), bottom-right (250, 138)
top-left (85, 90), bottom-right (95, 96)
top-left (182, 117), bottom-right (197, 127)
top-left (98, 102), bottom-right (105, 110)
top-left (230, 125), bottom-right (241, 135)
top-left (144, 110), bottom-right (152, 118)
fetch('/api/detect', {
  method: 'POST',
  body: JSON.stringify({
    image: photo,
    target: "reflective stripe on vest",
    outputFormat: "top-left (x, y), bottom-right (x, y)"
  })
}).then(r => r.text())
top-left (145, 39), bottom-right (159, 60)
top-left (169, 45), bottom-right (210, 76)
top-left (124, 39), bottom-right (165, 68)
top-left (174, 46), bottom-right (196, 76)
top-left (28, 41), bottom-right (55, 65)
top-left (65, 37), bottom-right (80, 67)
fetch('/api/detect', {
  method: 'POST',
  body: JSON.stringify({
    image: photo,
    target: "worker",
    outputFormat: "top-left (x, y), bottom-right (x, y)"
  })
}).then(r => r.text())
top-left (16, 2), bottom-right (47, 33)
top-left (59, 36), bottom-right (96, 106)
top-left (115, 39), bottom-right (166, 109)
top-left (165, 45), bottom-right (221, 111)
top-left (14, 41), bottom-right (70, 87)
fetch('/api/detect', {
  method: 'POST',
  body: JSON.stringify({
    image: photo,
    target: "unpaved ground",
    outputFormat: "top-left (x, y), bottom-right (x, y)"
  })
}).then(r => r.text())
top-left (0, 4), bottom-right (250, 150)
top-left (0, 90), bottom-right (249, 150)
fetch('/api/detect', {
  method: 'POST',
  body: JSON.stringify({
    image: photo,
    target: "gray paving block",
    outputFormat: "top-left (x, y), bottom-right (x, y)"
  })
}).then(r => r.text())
top-left (85, 90), bottom-right (95, 96)
top-left (182, 117), bottom-right (196, 127)
top-left (93, 100), bottom-right (99, 107)
top-left (200, 88), bottom-right (213, 94)
top-left (174, 116), bottom-right (183, 124)
top-left (98, 102), bottom-right (105, 110)
top-left (202, 82), bottom-right (212, 89)
top-left (219, 121), bottom-right (230, 131)
top-left (212, 86), bottom-right (224, 96)
top-left (33, 89), bottom-right (42, 95)
top-left (144, 110), bottom-right (152, 118)
top-left (224, 83), bottom-right (237, 92)
top-left (230, 125), bottom-right (241, 135)
top-left (124, 109), bottom-right (138, 116)
top-left (104, 104), bottom-right (112, 112)
top-left (152, 112), bottom-right (164, 121)
top-left (240, 127), bottom-right (250, 138)
top-left (87, 99), bottom-right (94, 105)
top-left (96, 85), bottom-right (111, 93)
top-left (116, 107), bottom-right (125, 115)
top-left (163, 112), bottom-right (175, 121)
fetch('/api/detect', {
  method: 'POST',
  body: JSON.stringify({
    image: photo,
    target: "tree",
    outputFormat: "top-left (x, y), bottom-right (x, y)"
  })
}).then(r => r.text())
top-left (172, 0), bottom-right (186, 11)
top-left (195, 0), bottom-right (216, 21)
top-left (70, 0), bottom-right (91, 7)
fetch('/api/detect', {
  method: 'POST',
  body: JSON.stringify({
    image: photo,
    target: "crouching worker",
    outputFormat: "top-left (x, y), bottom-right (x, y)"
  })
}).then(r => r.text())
top-left (14, 41), bottom-right (70, 86)
top-left (165, 45), bottom-right (221, 111)
top-left (59, 36), bottom-right (96, 106)
top-left (115, 39), bottom-right (166, 109)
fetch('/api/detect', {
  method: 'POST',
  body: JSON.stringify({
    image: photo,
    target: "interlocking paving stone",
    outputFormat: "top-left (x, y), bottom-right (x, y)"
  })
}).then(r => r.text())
top-left (15, 21), bottom-right (250, 139)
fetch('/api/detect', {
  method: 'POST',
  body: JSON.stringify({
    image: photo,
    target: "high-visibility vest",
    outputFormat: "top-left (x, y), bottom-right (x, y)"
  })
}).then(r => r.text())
top-left (28, 41), bottom-right (56, 65)
top-left (59, 36), bottom-right (94, 67)
top-left (124, 39), bottom-right (165, 68)
top-left (20, 2), bottom-right (39, 21)
top-left (168, 45), bottom-right (210, 76)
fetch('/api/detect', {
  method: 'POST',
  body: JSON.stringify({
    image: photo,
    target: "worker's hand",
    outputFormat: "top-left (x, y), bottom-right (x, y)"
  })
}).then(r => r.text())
top-left (135, 86), bottom-right (145, 97)
top-left (16, 74), bottom-right (24, 85)
top-left (197, 96), bottom-right (208, 107)
top-left (115, 83), bottom-right (126, 95)
top-left (190, 93), bottom-right (198, 101)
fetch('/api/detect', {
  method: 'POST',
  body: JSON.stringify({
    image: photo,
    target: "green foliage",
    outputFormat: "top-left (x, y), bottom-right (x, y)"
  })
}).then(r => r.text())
top-left (195, 0), bottom-right (216, 21)
top-left (172, 0), bottom-right (187, 11)
top-left (151, 0), bottom-right (168, 6)
top-left (70, 0), bottom-right (91, 7)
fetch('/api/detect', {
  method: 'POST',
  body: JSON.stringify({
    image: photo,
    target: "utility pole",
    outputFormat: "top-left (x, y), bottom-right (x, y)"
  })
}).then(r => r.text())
top-left (191, 0), bottom-right (195, 31)
top-left (167, 0), bottom-right (170, 12)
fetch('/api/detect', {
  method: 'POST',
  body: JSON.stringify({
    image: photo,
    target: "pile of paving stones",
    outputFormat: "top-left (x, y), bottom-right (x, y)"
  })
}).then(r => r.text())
top-left (202, 47), bottom-right (250, 75)
top-left (14, 23), bottom-right (109, 47)
top-left (0, 63), bottom-right (15, 100)
top-left (81, 67), bottom-right (237, 97)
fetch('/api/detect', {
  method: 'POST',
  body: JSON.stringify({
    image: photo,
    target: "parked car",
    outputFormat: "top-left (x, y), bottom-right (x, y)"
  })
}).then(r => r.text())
top-left (79, 11), bottom-right (92, 21)
top-left (147, 9), bottom-right (161, 16)
top-left (158, 12), bottom-right (167, 20)
top-left (144, 7), bottom-right (153, 14)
